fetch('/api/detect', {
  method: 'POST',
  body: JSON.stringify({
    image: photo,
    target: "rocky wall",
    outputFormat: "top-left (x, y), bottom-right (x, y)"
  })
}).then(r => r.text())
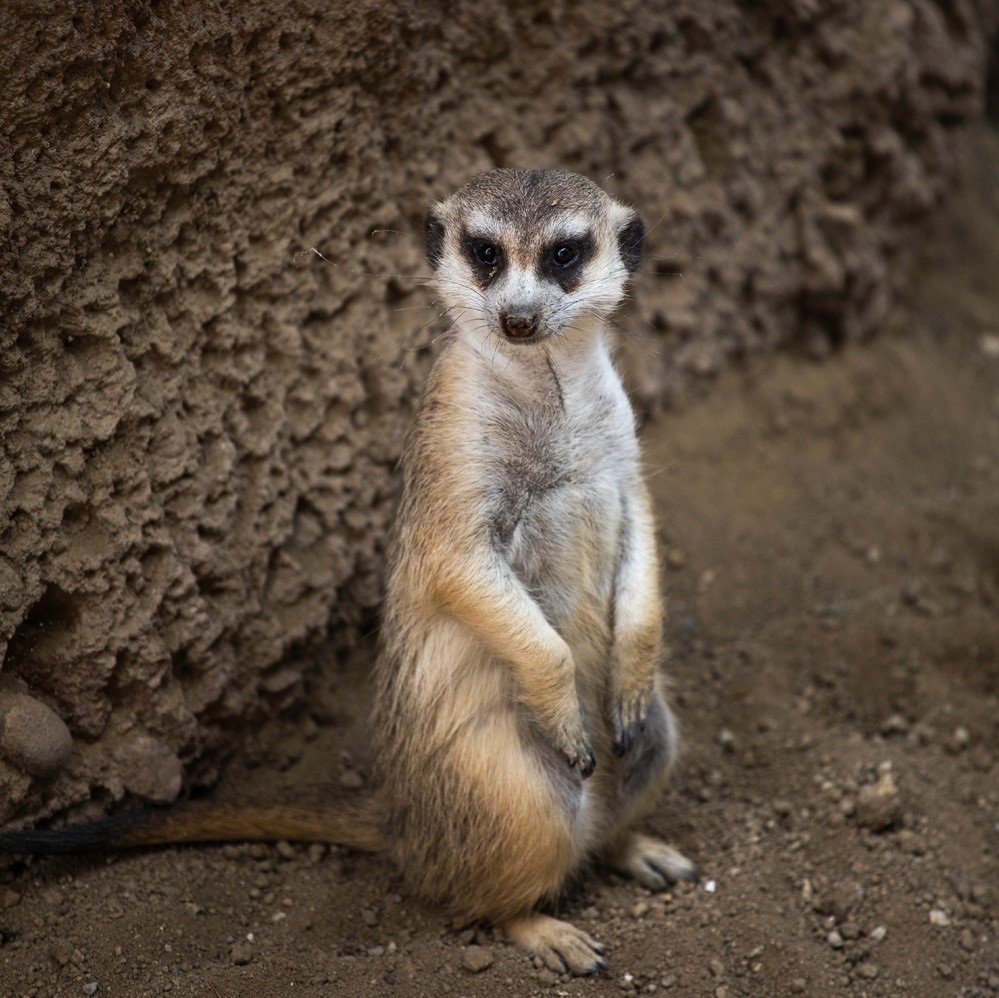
top-left (1, 0), bottom-right (997, 822)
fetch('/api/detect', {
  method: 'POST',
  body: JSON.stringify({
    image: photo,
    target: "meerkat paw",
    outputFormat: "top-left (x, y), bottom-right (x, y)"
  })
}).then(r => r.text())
top-left (609, 686), bottom-right (652, 756)
top-left (552, 716), bottom-right (596, 778)
top-left (614, 832), bottom-right (698, 890)
top-left (503, 913), bottom-right (607, 976)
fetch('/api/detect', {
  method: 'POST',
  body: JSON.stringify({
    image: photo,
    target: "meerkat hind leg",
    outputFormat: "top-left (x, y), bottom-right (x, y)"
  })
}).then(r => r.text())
top-left (503, 912), bottom-right (607, 976)
top-left (613, 831), bottom-right (698, 891)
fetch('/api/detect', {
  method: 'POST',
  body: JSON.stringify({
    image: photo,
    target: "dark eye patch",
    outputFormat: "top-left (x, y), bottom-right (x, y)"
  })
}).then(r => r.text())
top-left (539, 233), bottom-right (594, 292)
top-left (461, 234), bottom-right (505, 287)
top-left (617, 214), bottom-right (645, 274)
top-left (425, 211), bottom-right (446, 269)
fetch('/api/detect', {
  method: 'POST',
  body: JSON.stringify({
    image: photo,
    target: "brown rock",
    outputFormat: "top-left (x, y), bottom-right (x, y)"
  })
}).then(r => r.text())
top-left (461, 945), bottom-right (494, 973)
top-left (230, 943), bottom-right (253, 966)
top-left (1, 0), bottom-right (995, 823)
top-left (855, 770), bottom-right (901, 832)
top-left (0, 679), bottom-right (72, 777)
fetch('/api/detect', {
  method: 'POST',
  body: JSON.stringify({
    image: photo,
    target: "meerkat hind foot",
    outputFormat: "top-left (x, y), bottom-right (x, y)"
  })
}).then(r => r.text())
top-left (615, 832), bottom-right (698, 891)
top-left (503, 912), bottom-right (607, 976)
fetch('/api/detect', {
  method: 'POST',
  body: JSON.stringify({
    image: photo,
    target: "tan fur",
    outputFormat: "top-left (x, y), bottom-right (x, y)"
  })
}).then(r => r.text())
top-left (118, 798), bottom-right (383, 852)
top-left (0, 170), bottom-right (694, 975)
top-left (372, 169), bottom-right (695, 972)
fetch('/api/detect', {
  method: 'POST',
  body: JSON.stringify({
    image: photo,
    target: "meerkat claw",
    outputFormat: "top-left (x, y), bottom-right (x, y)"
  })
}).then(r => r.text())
top-left (614, 834), bottom-right (698, 890)
top-left (611, 689), bottom-right (651, 756)
top-left (612, 726), bottom-right (635, 756)
top-left (504, 914), bottom-right (607, 976)
top-left (564, 745), bottom-right (596, 778)
top-left (556, 721), bottom-right (596, 777)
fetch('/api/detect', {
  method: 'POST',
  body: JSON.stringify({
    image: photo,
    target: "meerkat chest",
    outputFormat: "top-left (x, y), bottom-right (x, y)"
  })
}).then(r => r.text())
top-left (486, 378), bottom-right (637, 596)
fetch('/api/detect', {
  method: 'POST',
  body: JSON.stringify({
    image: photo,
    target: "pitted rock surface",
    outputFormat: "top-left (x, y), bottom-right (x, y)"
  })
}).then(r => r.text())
top-left (1, 0), bottom-right (997, 820)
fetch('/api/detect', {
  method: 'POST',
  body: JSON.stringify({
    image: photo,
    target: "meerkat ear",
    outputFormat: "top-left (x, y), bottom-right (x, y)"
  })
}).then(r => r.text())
top-left (425, 208), bottom-right (446, 270)
top-left (616, 210), bottom-right (645, 274)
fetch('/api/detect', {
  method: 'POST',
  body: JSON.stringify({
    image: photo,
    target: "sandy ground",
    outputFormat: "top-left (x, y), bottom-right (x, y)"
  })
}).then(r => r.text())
top-left (2, 128), bottom-right (998, 997)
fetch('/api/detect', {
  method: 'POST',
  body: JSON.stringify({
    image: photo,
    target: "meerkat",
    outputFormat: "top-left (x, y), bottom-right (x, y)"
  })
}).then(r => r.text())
top-left (0, 169), bottom-right (695, 975)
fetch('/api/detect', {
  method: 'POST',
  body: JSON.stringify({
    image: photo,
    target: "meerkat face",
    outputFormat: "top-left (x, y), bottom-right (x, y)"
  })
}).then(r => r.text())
top-left (425, 170), bottom-right (644, 346)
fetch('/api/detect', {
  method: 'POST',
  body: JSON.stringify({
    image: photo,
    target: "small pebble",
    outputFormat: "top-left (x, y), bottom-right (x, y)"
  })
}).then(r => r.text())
top-left (50, 940), bottom-right (73, 967)
top-left (855, 769), bottom-right (901, 832)
top-left (880, 714), bottom-right (909, 736)
top-left (945, 726), bottom-right (971, 754)
top-left (929, 909), bottom-right (951, 927)
top-left (0, 682), bottom-right (73, 777)
top-left (896, 829), bottom-right (926, 855)
top-left (869, 925), bottom-right (887, 943)
top-left (230, 943), bottom-right (253, 966)
top-left (82, 984), bottom-right (99, 996)
top-left (461, 945), bottom-right (494, 973)
top-left (856, 962), bottom-right (879, 980)
top-left (979, 333), bottom-right (999, 357)
top-left (827, 931), bottom-right (844, 949)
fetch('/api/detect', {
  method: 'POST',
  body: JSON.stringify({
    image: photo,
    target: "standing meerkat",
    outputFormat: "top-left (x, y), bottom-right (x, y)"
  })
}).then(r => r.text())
top-left (0, 169), bottom-right (695, 975)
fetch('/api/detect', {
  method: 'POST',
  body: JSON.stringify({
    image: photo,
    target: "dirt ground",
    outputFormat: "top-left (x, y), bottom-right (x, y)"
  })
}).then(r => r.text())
top-left (2, 127), bottom-right (998, 997)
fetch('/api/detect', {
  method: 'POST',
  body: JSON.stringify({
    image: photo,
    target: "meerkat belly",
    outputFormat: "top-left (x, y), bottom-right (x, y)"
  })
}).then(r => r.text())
top-left (502, 467), bottom-right (622, 852)
top-left (504, 467), bottom-right (623, 654)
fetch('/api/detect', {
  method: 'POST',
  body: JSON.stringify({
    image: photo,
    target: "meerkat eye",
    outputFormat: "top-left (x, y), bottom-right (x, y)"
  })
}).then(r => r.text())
top-left (470, 241), bottom-right (501, 267)
top-left (539, 233), bottom-right (593, 290)
top-left (551, 243), bottom-right (581, 268)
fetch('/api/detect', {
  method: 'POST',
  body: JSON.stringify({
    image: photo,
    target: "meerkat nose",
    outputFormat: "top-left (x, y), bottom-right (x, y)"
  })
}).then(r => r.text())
top-left (500, 312), bottom-right (538, 339)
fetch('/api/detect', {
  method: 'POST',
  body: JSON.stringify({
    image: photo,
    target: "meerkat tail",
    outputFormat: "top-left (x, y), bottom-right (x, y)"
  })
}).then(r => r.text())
top-left (0, 794), bottom-right (384, 855)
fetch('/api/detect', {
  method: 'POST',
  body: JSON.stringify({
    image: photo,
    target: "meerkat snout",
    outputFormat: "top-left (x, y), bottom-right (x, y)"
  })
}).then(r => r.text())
top-left (500, 311), bottom-right (538, 340)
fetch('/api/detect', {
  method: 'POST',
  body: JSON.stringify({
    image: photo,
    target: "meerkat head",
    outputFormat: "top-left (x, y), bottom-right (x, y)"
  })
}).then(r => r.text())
top-left (425, 169), bottom-right (644, 346)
